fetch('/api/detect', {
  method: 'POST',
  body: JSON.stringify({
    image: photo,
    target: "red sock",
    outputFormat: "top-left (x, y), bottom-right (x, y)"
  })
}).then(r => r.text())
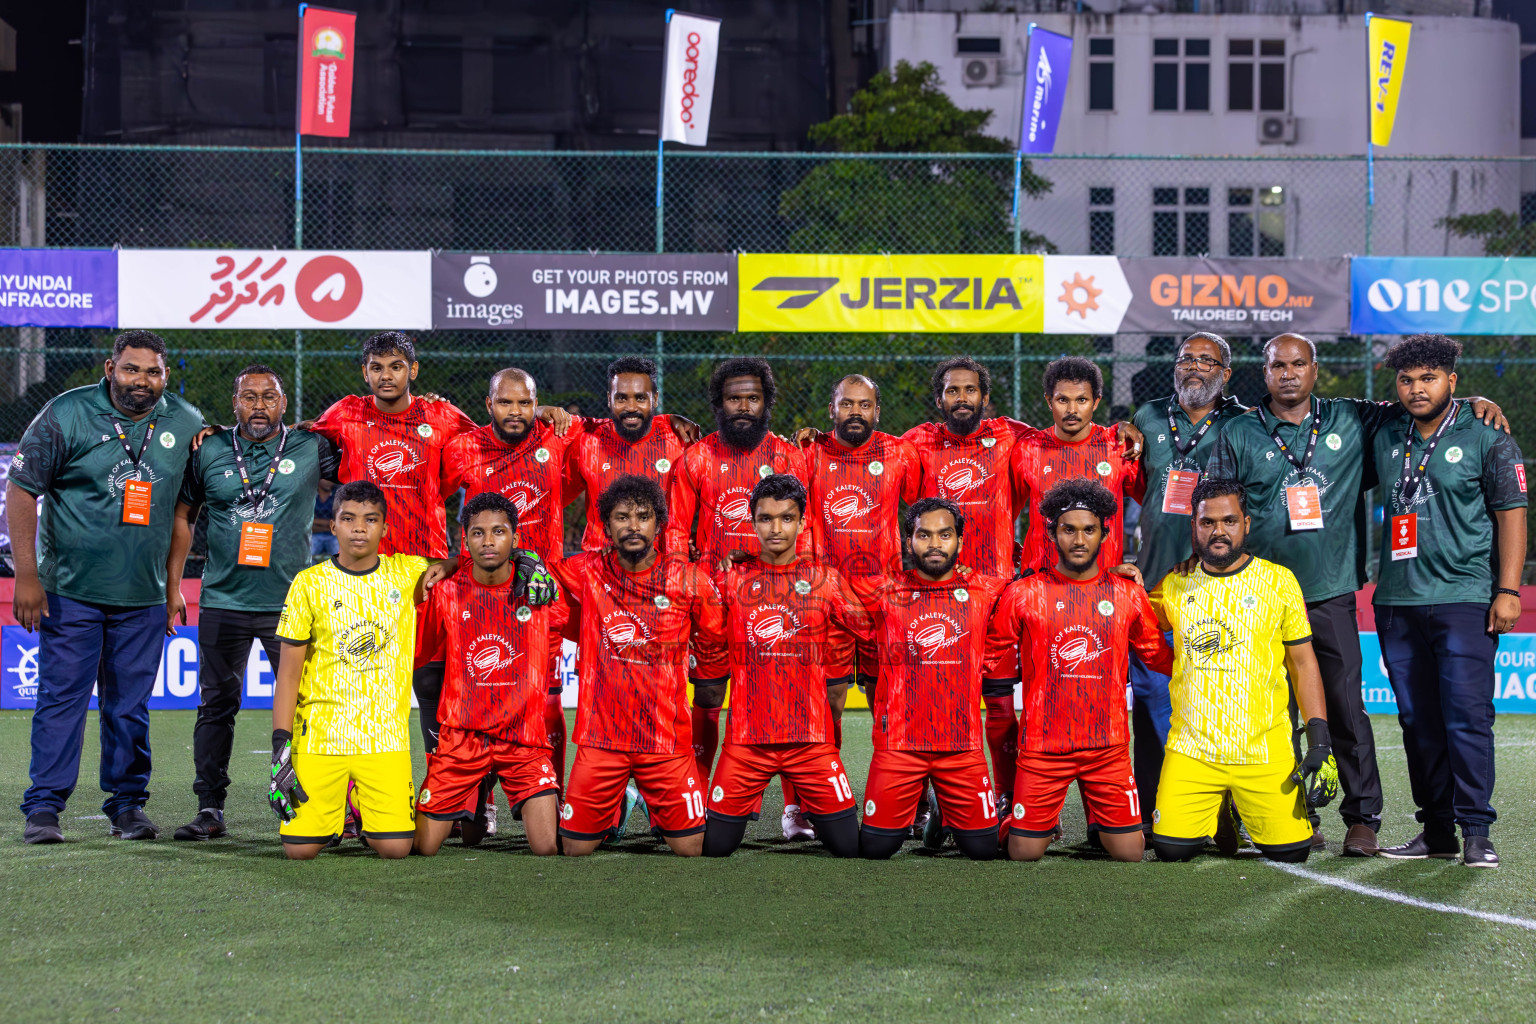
top-left (691, 706), bottom-right (720, 782)
top-left (544, 691), bottom-right (567, 787)
top-left (781, 779), bottom-right (799, 807)
top-left (984, 694), bottom-right (1018, 798)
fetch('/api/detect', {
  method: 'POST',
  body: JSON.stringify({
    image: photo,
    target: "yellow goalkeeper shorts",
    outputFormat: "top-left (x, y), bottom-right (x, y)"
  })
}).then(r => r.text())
top-left (279, 750), bottom-right (416, 845)
top-left (1151, 748), bottom-right (1311, 850)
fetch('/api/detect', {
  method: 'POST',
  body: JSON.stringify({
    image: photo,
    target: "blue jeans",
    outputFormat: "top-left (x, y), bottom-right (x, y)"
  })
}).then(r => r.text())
top-left (1128, 631), bottom-right (1174, 828)
top-left (1374, 603), bottom-right (1498, 837)
top-left (21, 594), bottom-right (166, 819)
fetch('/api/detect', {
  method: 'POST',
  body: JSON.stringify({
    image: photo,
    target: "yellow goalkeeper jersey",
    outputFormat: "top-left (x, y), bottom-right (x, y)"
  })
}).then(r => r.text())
top-left (1149, 556), bottom-right (1312, 766)
top-left (276, 554), bottom-right (429, 755)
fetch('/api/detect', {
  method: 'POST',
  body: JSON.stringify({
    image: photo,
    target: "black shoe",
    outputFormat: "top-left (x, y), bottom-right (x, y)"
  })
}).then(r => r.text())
top-left (1375, 830), bottom-right (1458, 860)
top-left (461, 776), bottom-right (496, 847)
top-left (23, 812), bottom-right (64, 845)
top-left (173, 810), bottom-right (226, 841)
top-left (1462, 835), bottom-right (1499, 869)
top-left (110, 807), bottom-right (159, 840)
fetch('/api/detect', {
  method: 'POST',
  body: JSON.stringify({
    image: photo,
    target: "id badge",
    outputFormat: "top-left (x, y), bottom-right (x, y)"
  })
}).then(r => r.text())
top-left (1162, 469), bottom-right (1200, 515)
top-left (122, 479), bottom-right (153, 525)
top-left (1389, 513), bottom-right (1418, 561)
top-left (237, 521), bottom-right (275, 567)
top-left (1285, 483), bottom-right (1324, 531)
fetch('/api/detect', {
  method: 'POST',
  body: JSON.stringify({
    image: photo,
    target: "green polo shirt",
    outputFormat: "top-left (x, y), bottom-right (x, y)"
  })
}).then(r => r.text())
top-left (178, 427), bottom-right (340, 613)
top-left (1206, 396), bottom-right (1399, 604)
top-left (9, 378), bottom-right (205, 606)
top-left (1372, 402), bottom-right (1527, 606)
top-left (1131, 394), bottom-right (1248, 590)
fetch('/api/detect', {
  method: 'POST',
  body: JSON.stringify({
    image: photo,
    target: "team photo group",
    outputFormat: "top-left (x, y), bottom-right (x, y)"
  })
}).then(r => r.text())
top-left (7, 324), bottom-right (1524, 868)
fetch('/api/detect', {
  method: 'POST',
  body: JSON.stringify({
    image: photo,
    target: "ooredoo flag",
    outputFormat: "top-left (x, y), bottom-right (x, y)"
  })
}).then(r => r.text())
top-left (1367, 14), bottom-right (1412, 148)
top-left (298, 5), bottom-right (357, 138)
top-left (660, 11), bottom-right (721, 146)
top-left (1019, 27), bottom-right (1073, 155)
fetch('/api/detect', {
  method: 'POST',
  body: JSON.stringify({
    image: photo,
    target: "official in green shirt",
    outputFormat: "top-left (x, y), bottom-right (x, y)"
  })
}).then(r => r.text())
top-left (1370, 334), bottom-right (1526, 870)
top-left (9, 330), bottom-right (205, 845)
top-left (166, 364), bottom-right (340, 841)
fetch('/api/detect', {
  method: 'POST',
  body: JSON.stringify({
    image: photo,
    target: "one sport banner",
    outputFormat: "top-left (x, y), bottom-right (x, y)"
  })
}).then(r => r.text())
top-left (298, 5), bottom-right (357, 138)
top-left (659, 11), bottom-right (720, 146)
top-left (1019, 27), bottom-right (1073, 155)
top-left (1367, 15), bottom-right (1412, 148)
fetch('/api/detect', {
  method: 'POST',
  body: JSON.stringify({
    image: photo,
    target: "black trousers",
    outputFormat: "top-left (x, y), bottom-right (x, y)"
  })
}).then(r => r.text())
top-left (194, 608), bottom-right (283, 809)
top-left (1304, 593), bottom-right (1383, 831)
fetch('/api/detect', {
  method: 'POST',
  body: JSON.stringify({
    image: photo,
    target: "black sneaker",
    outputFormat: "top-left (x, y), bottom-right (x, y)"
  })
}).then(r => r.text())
top-left (23, 812), bottom-right (64, 845)
top-left (1462, 835), bottom-right (1499, 869)
top-left (110, 807), bottom-right (159, 840)
top-left (1376, 830), bottom-right (1459, 860)
top-left (173, 810), bottom-right (227, 841)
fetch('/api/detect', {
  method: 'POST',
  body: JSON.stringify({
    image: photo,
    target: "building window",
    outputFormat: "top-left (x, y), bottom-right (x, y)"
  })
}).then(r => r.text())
top-left (1089, 187), bottom-right (1115, 255)
top-left (1154, 186), bottom-right (1210, 256)
top-left (1228, 186), bottom-right (1286, 256)
top-left (1088, 38), bottom-right (1114, 111)
top-left (1228, 39), bottom-right (1286, 112)
top-left (1153, 38), bottom-right (1210, 112)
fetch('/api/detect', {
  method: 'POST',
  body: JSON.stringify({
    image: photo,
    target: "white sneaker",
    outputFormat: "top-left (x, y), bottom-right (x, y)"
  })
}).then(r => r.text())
top-left (483, 800), bottom-right (498, 837)
top-left (781, 803), bottom-right (815, 841)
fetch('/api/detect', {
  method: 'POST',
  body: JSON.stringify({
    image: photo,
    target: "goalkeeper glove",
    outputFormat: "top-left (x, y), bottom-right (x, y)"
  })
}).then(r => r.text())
top-left (269, 729), bottom-right (308, 823)
top-left (1292, 718), bottom-right (1340, 810)
top-left (512, 549), bottom-right (559, 606)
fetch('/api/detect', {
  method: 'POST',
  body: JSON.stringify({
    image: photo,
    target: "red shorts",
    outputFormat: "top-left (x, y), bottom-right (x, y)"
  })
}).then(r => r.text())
top-left (560, 746), bottom-right (705, 840)
top-left (861, 748), bottom-right (997, 837)
top-left (709, 743), bottom-right (855, 820)
top-left (418, 727), bottom-right (559, 821)
top-left (1005, 745), bottom-right (1141, 838)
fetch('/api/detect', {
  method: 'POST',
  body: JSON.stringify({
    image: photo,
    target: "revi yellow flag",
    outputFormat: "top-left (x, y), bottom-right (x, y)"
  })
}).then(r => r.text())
top-left (1368, 15), bottom-right (1412, 148)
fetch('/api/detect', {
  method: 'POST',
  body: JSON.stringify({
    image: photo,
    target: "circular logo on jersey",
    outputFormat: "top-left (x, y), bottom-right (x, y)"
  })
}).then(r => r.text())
top-left (1097, 599), bottom-right (1115, 616)
top-left (1152, 809), bottom-right (1161, 824)
top-left (1242, 594), bottom-right (1259, 610)
top-left (1012, 802), bottom-right (1025, 821)
top-left (655, 457), bottom-right (672, 473)
top-left (954, 588), bottom-right (969, 603)
top-left (1096, 461), bottom-right (1112, 477)
top-left (415, 423), bottom-right (433, 439)
top-left (420, 788), bottom-right (432, 806)
top-left (795, 580), bottom-right (812, 596)
top-left (868, 460), bottom-right (884, 477)
top-left (981, 437), bottom-right (997, 448)
top-left (387, 587), bottom-right (402, 604)
top-left (1325, 433), bottom-right (1343, 451)
top-left (561, 803), bottom-right (574, 821)
top-left (712, 785), bottom-right (724, 802)
top-left (158, 431), bottom-right (177, 449)
top-left (278, 458), bottom-right (297, 475)
top-left (864, 799), bottom-right (876, 816)
top-left (654, 594), bottom-right (671, 610)
top-left (535, 447), bottom-right (551, 464)
top-left (758, 464), bottom-right (772, 478)
top-left (1444, 446), bottom-right (1464, 464)
top-left (516, 605), bottom-right (533, 623)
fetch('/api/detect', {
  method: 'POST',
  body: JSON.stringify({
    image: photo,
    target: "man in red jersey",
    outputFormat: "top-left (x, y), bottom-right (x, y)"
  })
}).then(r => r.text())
top-left (694, 475), bottom-right (863, 858)
top-left (415, 493), bottom-right (566, 857)
top-left (857, 497), bottom-right (1009, 861)
top-left (984, 479), bottom-right (1173, 863)
top-left (553, 475), bottom-right (727, 858)
top-left (665, 357), bottom-right (808, 784)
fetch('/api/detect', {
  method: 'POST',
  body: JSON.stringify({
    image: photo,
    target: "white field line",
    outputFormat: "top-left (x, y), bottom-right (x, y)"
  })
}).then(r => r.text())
top-left (1267, 861), bottom-right (1536, 932)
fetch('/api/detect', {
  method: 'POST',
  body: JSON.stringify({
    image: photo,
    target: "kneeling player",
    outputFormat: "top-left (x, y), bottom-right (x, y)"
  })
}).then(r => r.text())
top-left (268, 481), bottom-right (450, 859)
top-left (415, 493), bottom-right (566, 856)
top-left (695, 475), bottom-right (863, 858)
top-left (858, 498), bottom-right (1008, 861)
top-left (983, 479), bottom-right (1172, 863)
top-left (1148, 479), bottom-right (1339, 864)
top-left (552, 476), bottom-right (727, 857)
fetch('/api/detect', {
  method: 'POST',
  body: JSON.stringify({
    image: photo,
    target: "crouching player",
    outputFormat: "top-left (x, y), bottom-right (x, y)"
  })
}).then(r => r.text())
top-left (858, 497), bottom-right (1009, 861)
top-left (267, 481), bottom-right (451, 859)
top-left (696, 475), bottom-right (864, 858)
top-left (552, 475), bottom-right (727, 857)
top-left (983, 480), bottom-right (1173, 863)
top-left (1148, 479), bottom-right (1339, 864)
top-left (414, 493), bottom-right (566, 856)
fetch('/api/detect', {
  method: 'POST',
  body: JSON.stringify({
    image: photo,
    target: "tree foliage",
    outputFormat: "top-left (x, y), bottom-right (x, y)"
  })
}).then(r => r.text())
top-left (1440, 209), bottom-right (1536, 257)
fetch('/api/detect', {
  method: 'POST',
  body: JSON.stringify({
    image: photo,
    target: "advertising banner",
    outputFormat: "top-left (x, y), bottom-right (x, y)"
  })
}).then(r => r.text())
top-left (660, 11), bottom-right (720, 146)
top-left (118, 249), bottom-right (431, 330)
top-left (738, 253), bottom-right (1044, 333)
top-left (1367, 15), bottom-right (1412, 149)
top-left (0, 249), bottom-right (117, 328)
top-left (298, 5), bottom-right (357, 138)
top-left (432, 253), bottom-right (735, 331)
top-left (1019, 27), bottom-right (1073, 155)
top-left (1350, 257), bottom-right (1536, 335)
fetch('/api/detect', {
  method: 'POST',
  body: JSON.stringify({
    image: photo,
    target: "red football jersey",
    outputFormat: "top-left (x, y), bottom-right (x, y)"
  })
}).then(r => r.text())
top-left (1010, 424), bottom-right (1144, 574)
top-left (983, 568), bottom-right (1172, 755)
top-left (863, 569), bottom-right (1008, 753)
top-left (566, 414), bottom-right (688, 553)
top-left (902, 417), bottom-right (1031, 578)
top-left (692, 558), bottom-right (862, 746)
top-left (442, 420), bottom-right (582, 564)
top-left (553, 551), bottom-right (727, 755)
top-left (806, 431), bottom-right (922, 579)
top-left (420, 571), bottom-right (569, 746)
top-left (664, 431), bottom-right (810, 564)
top-left (312, 394), bottom-right (478, 558)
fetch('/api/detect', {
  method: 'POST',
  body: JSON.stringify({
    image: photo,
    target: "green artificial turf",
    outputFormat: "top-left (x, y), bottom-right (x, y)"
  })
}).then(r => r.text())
top-left (1, 710), bottom-right (1533, 1023)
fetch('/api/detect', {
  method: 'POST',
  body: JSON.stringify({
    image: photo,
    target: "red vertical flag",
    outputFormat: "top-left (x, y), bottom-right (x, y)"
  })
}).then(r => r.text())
top-left (298, 6), bottom-right (356, 138)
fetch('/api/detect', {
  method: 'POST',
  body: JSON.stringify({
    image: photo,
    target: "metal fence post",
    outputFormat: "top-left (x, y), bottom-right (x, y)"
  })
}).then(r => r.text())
top-left (1012, 152), bottom-right (1023, 421)
top-left (294, 330), bottom-right (304, 422)
top-left (655, 139), bottom-right (666, 407)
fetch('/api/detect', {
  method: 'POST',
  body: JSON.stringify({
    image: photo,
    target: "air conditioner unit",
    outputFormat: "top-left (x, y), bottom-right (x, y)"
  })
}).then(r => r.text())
top-left (961, 58), bottom-right (1003, 89)
top-left (1257, 114), bottom-right (1297, 145)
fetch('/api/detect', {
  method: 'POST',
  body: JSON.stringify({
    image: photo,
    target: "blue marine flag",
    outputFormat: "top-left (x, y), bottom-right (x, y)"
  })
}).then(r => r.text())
top-left (1019, 27), bottom-right (1073, 155)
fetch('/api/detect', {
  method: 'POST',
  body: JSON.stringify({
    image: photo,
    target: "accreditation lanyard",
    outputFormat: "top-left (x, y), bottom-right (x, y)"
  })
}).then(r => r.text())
top-left (109, 415), bottom-right (158, 526)
top-left (109, 416), bottom-right (157, 479)
top-left (230, 425), bottom-right (288, 509)
top-left (1166, 400), bottom-right (1217, 464)
top-left (1262, 396), bottom-right (1322, 476)
top-left (1399, 400), bottom-right (1459, 508)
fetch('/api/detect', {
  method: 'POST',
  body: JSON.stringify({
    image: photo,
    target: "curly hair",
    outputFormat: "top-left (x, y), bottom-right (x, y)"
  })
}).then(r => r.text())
top-left (708, 357), bottom-right (776, 411)
top-left (1042, 356), bottom-right (1103, 400)
top-left (903, 496), bottom-right (965, 538)
top-left (361, 331), bottom-right (417, 365)
top-left (597, 473), bottom-right (668, 530)
top-left (459, 491), bottom-right (519, 533)
top-left (334, 480), bottom-right (389, 516)
top-left (1382, 333), bottom-right (1462, 375)
top-left (749, 473), bottom-right (807, 518)
top-left (607, 355), bottom-right (659, 389)
top-left (1039, 478), bottom-right (1118, 527)
top-left (1189, 477), bottom-right (1247, 517)
top-left (930, 356), bottom-right (991, 403)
